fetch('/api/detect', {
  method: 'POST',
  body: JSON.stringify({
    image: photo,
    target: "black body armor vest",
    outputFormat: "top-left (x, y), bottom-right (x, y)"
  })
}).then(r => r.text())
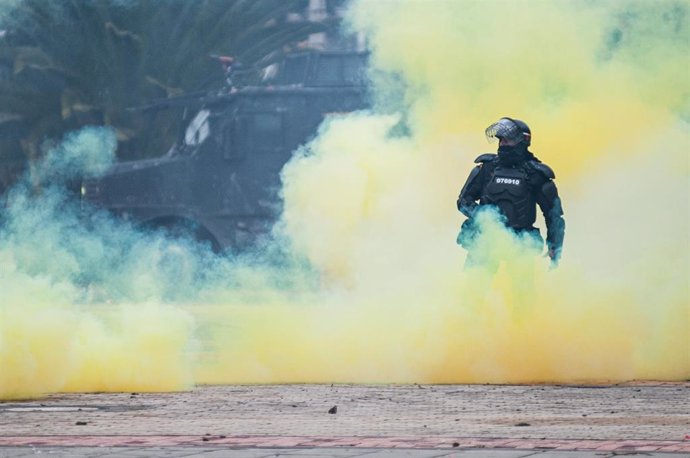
top-left (480, 165), bottom-right (536, 229)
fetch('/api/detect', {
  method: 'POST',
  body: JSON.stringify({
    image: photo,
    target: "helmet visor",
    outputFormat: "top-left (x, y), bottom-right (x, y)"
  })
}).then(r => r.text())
top-left (485, 118), bottom-right (522, 144)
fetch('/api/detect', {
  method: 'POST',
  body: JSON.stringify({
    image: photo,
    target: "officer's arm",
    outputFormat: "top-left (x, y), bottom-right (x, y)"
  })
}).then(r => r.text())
top-left (537, 180), bottom-right (565, 263)
top-left (457, 165), bottom-right (483, 217)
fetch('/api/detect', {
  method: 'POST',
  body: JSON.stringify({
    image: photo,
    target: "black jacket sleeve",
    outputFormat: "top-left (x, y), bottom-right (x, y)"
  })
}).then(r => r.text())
top-left (536, 179), bottom-right (565, 260)
top-left (457, 165), bottom-right (484, 217)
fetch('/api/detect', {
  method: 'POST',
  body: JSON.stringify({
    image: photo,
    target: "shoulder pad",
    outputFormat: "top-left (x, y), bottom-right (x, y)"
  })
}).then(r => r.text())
top-left (474, 153), bottom-right (497, 164)
top-left (529, 160), bottom-right (555, 179)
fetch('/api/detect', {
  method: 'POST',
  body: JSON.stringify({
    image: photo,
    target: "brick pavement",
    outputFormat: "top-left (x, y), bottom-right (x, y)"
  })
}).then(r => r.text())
top-left (0, 384), bottom-right (688, 455)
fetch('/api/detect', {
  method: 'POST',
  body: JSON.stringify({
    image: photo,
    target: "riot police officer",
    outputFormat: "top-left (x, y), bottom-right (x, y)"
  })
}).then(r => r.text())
top-left (457, 117), bottom-right (565, 267)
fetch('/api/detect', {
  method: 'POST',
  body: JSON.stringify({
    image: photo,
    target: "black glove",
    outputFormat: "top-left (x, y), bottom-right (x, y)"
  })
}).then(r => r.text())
top-left (547, 247), bottom-right (561, 269)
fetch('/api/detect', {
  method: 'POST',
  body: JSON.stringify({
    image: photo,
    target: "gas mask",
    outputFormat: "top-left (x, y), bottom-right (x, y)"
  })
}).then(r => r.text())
top-left (497, 142), bottom-right (528, 166)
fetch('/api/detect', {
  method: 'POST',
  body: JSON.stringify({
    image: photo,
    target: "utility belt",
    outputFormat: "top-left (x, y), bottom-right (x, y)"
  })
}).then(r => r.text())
top-left (512, 226), bottom-right (544, 251)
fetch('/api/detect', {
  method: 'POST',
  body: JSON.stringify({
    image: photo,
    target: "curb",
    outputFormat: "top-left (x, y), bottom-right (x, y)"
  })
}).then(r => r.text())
top-left (1, 436), bottom-right (688, 453)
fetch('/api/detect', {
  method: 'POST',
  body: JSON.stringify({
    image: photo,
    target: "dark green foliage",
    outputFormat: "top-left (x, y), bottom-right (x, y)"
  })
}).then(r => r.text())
top-left (0, 0), bottom-right (325, 188)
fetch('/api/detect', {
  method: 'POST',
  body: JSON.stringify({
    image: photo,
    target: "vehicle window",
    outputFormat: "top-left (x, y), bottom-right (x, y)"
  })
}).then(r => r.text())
top-left (253, 113), bottom-right (283, 150)
top-left (315, 56), bottom-right (341, 85)
top-left (342, 55), bottom-right (365, 84)
top-left (221, 118), bottom-right (241, 160)
top-left (0, 59), bottom-right (12, 83)
top-left (280, 55), bottom-right (308, 85)
top-left (232, 112), bottom-right (283, 154)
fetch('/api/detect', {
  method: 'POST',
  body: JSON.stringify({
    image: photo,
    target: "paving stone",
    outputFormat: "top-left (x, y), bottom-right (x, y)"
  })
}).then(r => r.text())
top-left (178, 449), bottom-right (296, 458)
top-left (433, 451), bottom-right (537, 458)
top-left (12, 447), bottom-right (108, 457)
top-left (525, 452), bottom-right (609, 458)
top-left (275, 447), bottom-right (383, 456)
top-left (0, 447), bottom-right (39, 458)
top-left (96, 446), bottom-right (212, 457)
top-left (336, 449), bottom-right (453, 457)
top-left (181, 450), bottom-right (367, 458)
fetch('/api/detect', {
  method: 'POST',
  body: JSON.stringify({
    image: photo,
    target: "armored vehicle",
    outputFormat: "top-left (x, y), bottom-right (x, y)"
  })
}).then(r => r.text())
top-left (81, 51), bottom-right (369, 251)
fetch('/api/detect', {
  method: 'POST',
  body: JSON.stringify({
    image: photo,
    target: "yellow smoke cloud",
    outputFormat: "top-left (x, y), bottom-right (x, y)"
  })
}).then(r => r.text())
top-left (0, 130), bottom-right (198, 400)
top-left (0, 252), bottom-right (196, 399)
top-left (199, 0), bottom-right (688, 383)
top-left (1, 0), bottom-right (688, 400)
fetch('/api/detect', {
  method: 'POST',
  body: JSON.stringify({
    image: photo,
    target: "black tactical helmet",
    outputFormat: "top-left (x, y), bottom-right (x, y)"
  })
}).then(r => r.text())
top-left (485, 117), bottom-right (531, 146)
